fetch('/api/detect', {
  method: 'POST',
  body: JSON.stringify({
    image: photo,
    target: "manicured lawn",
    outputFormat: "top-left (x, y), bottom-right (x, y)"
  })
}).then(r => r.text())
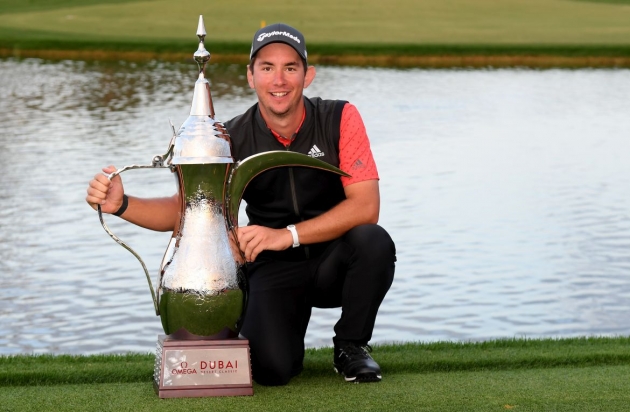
top-left (1, 0), bottom-right (630, 64)
top-left (2, 337), bottom-right (630, 411)
top-left (1, 0), bottom-right (630, 45)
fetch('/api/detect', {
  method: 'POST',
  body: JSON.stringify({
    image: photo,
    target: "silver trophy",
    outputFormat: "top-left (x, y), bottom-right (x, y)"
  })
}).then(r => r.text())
top-left (97, 16), bottom-right (347, 398)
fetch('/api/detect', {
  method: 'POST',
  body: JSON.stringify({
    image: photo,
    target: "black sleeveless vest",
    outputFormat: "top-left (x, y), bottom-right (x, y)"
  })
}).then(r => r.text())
top-left (225, 97), bottom-right (347, 260)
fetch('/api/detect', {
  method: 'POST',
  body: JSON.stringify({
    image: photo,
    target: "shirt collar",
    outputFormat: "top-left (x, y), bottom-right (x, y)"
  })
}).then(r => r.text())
top-left (265, 107), bottom-right (307, 147)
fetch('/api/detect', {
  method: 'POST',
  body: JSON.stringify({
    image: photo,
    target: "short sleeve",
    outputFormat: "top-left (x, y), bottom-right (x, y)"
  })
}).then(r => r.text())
top-left (338, 103), bottom-right (379, 187)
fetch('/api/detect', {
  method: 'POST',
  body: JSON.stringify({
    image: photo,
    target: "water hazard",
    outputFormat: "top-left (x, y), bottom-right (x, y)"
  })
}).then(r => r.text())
top-left (0, 58), bottom-right (629, 354)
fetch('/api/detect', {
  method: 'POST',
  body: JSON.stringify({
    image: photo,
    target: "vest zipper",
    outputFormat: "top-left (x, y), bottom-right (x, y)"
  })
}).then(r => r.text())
top-left (286, 144), bottom-right (309, 259)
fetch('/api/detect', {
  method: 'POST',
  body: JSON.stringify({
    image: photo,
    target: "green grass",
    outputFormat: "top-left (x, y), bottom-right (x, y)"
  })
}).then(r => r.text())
top-left (573, 0), bottom-right (630, 4)
top-left (2, 337), bottom-right (630, 411)
top-left (1, 0), bottom-right (630, 45)
top-left (1, 0), bottom-right (630, 63)
top-left (3, 367), bottom-right (630, 411)
top-left (0, 0), bottom-right (143, 14)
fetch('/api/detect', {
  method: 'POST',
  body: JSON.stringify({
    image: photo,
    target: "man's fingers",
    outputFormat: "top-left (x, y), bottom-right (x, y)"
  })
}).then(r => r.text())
top-left (235, 225), bottom-right (288, 261)
top-left (245, 236), bottom-right (263, 262)
top-left (85, 196), bottom-right (100, 210)
top-left (90, 176), bottom-right (111, 193)
top-left (86, 187), bottom-right (106, 201)
top-left (249, 244), bottom-right (264, 262)
top-left (86, 165), bottom-right (123, 214)
top-left (101, 166), bottom-right (122, 184)
top-left (237, 227), bottom-right (258, 248)
top-left (237, 225), bottom-right (259, 236)
top-left (239, 229), bottom-right (265, 262)
top-left (102, 165), bottom-right (117, 174)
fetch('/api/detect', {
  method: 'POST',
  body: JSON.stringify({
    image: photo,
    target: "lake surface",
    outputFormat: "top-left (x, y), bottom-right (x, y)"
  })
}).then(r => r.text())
top-left (0, 58), bottom-right (629, 354)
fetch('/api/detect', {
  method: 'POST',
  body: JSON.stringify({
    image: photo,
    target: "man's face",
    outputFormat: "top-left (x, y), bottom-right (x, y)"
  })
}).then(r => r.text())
top-left (247, 42), bottom-right (315, 121)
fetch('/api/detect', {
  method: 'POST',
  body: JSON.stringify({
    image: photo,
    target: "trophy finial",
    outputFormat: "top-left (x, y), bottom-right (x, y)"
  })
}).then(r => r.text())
top-left (189, 14), bottom-right (215, 117)
top-left (196, 14), bottom-right (207, 41)
top-left (194, 15), bottom-right (211, 74)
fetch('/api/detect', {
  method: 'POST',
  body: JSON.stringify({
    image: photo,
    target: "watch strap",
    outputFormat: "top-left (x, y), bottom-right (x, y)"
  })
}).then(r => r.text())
top-left (286, 224), bottom-right (300, 248)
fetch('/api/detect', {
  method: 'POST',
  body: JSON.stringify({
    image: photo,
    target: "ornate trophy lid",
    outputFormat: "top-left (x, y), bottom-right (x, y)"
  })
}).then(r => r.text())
top-left (171, 15), bottom-right (233, 165)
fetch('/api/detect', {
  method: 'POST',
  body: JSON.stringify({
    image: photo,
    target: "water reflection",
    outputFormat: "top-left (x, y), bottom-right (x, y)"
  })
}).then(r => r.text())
top-left (0, 58), bottom-right (628, 354)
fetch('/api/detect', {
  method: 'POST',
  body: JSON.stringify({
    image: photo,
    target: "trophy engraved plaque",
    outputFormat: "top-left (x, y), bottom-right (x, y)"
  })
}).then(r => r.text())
top-left (153, 336), bottom-right (252, 397)
top-left (97, 15), bottom-right (348, 398)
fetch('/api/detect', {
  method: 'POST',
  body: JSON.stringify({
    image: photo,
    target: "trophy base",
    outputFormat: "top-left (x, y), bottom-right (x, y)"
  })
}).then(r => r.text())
top-left (153, 335), bottom-right (253, 398)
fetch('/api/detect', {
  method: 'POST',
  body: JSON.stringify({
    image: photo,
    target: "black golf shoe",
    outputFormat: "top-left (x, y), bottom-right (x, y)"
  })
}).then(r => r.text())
top-left (333, 341), bottom-right (382, 383)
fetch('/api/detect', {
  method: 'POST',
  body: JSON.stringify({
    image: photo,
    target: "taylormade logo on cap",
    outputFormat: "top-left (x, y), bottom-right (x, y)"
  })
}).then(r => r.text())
top-left (250, 23), bottom-right (307, 61)
top-left (257, 31), bottom-right (301, 45)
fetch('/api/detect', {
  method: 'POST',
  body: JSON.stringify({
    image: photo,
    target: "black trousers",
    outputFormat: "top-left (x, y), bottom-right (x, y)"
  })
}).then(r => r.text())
top-left (240, 224), bottom-right (396, 386)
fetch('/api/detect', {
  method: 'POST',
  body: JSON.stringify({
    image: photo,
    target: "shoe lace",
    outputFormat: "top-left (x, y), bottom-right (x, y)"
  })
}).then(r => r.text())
top-left (340, 343), bottom-right (373, 358)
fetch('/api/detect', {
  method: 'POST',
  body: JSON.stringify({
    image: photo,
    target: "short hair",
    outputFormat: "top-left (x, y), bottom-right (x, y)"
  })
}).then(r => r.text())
top-left (249, 54), bottom-right (308, 74)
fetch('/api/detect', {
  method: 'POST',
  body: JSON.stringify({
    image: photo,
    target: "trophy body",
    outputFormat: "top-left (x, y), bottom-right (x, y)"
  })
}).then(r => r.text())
top-left (153, 159), bottom-right (253, 397)
top-left (159, 163), bottom-right (243, 339)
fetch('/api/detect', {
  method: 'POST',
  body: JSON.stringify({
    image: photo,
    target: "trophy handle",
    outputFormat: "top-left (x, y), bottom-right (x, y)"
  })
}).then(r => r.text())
top-left (97, 157), bottom-right (174, 316)
top-left (97, 127), bottom-right (176, 316)
top-left (225, 151), bottom-right (350, 231)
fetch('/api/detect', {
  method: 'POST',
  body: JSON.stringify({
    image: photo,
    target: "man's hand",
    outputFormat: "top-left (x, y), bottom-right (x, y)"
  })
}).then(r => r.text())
top-left (86, 165), bottom-right (124, 214)
top-left (234, 180), bottom-right (380, 262)
top-left (236, 225), bottom-right (294, 262)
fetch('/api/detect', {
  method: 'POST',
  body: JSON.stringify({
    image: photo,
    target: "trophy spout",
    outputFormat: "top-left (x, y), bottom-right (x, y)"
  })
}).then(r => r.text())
top-left (225, 151), bottom-right (350, 231)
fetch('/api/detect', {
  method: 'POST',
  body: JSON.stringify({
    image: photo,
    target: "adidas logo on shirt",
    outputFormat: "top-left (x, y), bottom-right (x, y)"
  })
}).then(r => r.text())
top-left (352, 159), bottom-right (365, 169)
top-left (307, 145), bottom-right (325, 158)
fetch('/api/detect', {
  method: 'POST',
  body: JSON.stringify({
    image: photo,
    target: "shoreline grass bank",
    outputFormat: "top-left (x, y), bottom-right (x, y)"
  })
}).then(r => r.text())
top-left (3, 43), bottom-right (630, 68)
top-left (3, 336), bottom-right (630, 386)
top-left (2, 337), bottom-right (630, 411)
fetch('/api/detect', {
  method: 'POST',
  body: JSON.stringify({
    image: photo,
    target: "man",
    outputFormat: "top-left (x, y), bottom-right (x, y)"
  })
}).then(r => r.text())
top-left (86, 23), bottom-right (396, 386)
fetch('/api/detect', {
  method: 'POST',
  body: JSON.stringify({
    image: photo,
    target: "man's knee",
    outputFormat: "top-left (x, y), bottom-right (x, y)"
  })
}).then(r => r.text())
top-left (251, 355), bottom-right (297, 386)
top-left (344, 224), bottom-right (396, 263)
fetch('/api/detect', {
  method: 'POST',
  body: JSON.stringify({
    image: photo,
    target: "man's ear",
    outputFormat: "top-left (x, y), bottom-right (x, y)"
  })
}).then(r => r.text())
top-left (246, 65), bottom-right (255, 89)
top-left (304, 65), bottom-right (316, 89)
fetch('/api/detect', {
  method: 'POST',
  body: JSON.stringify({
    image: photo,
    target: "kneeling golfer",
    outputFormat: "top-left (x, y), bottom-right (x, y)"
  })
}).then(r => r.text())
top-left (86, 23), bottom-right (396, 386)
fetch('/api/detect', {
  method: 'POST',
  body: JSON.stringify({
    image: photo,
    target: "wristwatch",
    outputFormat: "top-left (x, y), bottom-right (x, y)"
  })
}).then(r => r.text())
top-left (286, 224), bottom-right (300, 248)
